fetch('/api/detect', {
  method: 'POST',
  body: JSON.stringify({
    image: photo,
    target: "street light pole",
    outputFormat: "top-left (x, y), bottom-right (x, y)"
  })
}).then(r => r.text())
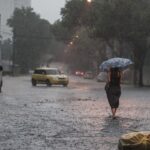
top-left (0, 14), bottom-right (2, 65)
top-left (12, 28), bottom-right (16, 75)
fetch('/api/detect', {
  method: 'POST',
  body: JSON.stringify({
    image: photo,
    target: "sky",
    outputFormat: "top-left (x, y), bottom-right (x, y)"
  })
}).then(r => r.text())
top-left (31, 0), bottom-right (66, 24)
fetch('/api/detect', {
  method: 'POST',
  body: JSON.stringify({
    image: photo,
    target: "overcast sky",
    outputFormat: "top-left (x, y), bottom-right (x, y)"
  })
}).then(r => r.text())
top-left (31, 0), bottom-right (66, 23)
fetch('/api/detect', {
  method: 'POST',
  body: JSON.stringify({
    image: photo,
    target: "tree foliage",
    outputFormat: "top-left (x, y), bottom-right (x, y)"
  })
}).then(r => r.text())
top-left (52, 20), bottom-right (72, 42)
top-left (89, 0), bottom-right (150, 86)
top-left (61, 0), bottom-right (150, 86)
top-left (1, 39), bottom-right (12, 61)
top-left (65, 28), bottom-right (106, 72)
top-left (61, 0), bottom-right (85, 30)
top-left (7, 7), bottom-right (52, 73)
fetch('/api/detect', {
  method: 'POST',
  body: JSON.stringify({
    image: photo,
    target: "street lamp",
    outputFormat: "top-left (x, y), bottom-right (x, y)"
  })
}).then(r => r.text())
top-left (70, 41), bottom-right (73, 45)
top-left (87, 0), bottom-right (92, 3)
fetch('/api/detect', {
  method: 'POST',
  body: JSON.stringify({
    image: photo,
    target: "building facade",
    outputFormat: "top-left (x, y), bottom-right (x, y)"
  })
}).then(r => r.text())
top-left (0, 0), bottom-right (31, 39)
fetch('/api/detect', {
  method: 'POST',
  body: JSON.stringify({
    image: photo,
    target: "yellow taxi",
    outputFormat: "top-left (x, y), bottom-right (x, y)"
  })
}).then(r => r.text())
top-left (31, 67), bottom-right (69, 87)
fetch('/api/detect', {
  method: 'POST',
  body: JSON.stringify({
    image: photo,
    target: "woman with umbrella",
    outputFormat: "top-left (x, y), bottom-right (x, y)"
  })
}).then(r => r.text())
top-left (100, 57), bottom-right (133, 119)
top-left (105, 67), bottom-right (122, 119)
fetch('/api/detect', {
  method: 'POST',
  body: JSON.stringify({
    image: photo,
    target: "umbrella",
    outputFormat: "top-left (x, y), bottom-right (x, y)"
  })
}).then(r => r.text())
top-left (100, 57), bottom-right (133, 72)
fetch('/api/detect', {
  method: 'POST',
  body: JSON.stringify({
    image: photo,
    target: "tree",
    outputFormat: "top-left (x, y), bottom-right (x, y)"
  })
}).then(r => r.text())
top-left (52, 20), bottom-right (72, 42)
top-left (7, 7), bottom-right (52, 73)
top-left (92, 0), bottom-right (150, 86)
top-left (61, 0), bottom-right (150, 86)
top-left (60, 0), bottom-right (108, 72)
top-left (65, 28), bottom-right (106, 72)
top-left (1, 39), bottom-right (12, 61)
top-left (61, 0), bottom-right (86, 30)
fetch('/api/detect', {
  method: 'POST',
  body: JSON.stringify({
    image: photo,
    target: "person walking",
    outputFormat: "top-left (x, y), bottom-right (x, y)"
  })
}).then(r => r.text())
top-left (105, 67), bottom-right (122, 119)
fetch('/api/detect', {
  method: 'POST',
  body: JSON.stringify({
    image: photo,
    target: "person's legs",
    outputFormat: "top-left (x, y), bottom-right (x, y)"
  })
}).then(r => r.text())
top-left (111, 97), bottom-right (119, 118)
top-left (111, 108), bottom-right (117, 118)
top-left (107, 88), bottom-right (119, 118)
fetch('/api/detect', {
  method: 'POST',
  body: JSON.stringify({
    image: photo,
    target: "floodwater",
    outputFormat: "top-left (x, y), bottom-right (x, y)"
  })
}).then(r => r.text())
top-left (0, 76), bottom-right (150, 150)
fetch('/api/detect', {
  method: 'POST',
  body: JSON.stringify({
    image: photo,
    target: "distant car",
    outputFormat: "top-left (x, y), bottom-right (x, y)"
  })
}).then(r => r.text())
top-left (83, 71), bottom-right (94, 79)
top-left (31, 67), bottom-right (69, 87)
top-left (75, 71), bottom-right (84, 76)
top-left (96, 72), bottom-right (108, 82)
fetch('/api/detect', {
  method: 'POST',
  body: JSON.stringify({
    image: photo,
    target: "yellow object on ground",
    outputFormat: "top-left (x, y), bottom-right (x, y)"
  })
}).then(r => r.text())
top-left (118, 131), bottom-right (150, 150)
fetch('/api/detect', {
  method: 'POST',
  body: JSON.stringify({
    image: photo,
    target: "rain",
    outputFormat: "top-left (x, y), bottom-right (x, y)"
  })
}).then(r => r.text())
top-left (0, 0), bottom-right (150, 150)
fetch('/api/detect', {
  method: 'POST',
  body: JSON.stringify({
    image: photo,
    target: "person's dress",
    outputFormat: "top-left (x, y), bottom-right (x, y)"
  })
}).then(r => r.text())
top-left (105, 70), bottom-right (121, 108)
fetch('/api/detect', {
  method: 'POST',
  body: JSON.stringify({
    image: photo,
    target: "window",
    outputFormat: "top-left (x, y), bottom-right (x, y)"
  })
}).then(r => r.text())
top-left (46, 69), bottom-right (60, 75)
top-left (34, 70), bottom-right (45, 74)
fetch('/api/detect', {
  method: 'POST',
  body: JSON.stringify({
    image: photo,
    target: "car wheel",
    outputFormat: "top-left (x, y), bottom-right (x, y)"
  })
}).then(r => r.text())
top-left (32, 79), bottom-right (37, 86)
top-left (46, 80), bottom-right (51, 87)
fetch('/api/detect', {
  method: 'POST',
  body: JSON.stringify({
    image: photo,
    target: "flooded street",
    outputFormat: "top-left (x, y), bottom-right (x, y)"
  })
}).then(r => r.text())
top-left (0, 76), bottom-right (150, 150)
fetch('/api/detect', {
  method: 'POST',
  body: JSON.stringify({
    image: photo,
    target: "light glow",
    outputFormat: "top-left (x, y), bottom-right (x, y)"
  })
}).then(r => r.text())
top-left (87, 0), bottom-right (92, 3)
top-left (70, 41), bottom-right (73, 45)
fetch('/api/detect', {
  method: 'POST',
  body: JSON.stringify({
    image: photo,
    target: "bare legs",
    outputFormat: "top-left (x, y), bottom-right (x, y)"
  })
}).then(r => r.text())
top-left (111, 108), bottom-right (117, 119)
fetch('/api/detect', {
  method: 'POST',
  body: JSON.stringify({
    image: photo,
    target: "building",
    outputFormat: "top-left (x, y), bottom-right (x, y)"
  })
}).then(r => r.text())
top-left (0, 0), bottom-right (31, 39)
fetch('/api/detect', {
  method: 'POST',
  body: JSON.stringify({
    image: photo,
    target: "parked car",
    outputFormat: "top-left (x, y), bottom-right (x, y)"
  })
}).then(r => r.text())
top-left (31, 67), bottom-right (69, 87)
top-left (83, 71), bottom-right (94, 79)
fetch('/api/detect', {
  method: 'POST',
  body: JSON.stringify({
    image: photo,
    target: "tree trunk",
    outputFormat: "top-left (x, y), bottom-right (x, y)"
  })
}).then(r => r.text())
top-left (138, 63), bottom-right (144, 87)
top-left (133, 67), bottom-right (138, 86)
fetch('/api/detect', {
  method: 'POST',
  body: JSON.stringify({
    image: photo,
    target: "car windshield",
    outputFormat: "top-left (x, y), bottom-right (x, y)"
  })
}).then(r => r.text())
top-left (46, 69), bottom-right (61, 75)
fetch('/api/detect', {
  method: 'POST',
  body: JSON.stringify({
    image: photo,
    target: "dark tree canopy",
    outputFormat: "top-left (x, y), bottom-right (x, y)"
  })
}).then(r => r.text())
top-left (61, 0), bottom-right (150, 86)
top-left (7, 7), bottom-right (52, 73)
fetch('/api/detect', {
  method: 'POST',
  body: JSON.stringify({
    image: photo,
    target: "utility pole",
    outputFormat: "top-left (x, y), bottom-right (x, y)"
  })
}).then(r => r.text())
top-left (0, 14), bottom-right (2, 65)
top-left (12, 28), bottom-right (16, 75)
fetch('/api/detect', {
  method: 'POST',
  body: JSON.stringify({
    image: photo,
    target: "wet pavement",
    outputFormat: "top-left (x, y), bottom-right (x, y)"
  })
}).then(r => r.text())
top-left (0, 76), bottom-right (150, 150)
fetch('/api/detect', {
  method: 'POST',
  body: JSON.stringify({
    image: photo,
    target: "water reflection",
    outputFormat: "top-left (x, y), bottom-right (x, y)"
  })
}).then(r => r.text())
top-left (101, 116), bottom-right (140, 137)
top-left (101, 116), bottom-right (125, 137)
